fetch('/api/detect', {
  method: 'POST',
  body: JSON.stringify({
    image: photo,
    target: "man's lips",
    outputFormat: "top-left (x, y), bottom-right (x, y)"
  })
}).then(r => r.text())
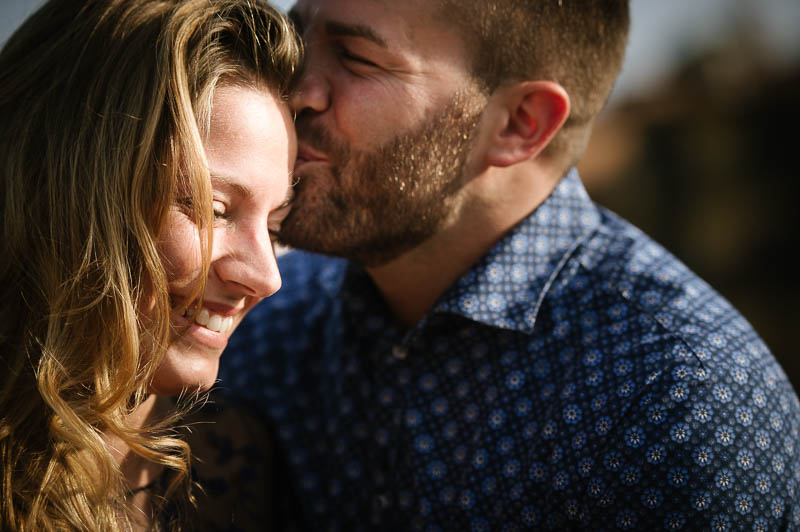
top-left (295, 144), bottom-right (328, 171)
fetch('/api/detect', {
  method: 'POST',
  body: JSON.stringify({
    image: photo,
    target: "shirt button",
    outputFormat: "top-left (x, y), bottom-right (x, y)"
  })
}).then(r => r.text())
top-left (392, 345), bottom-right (408, 360)
top-left (377, 494), bottom-right (390, 509)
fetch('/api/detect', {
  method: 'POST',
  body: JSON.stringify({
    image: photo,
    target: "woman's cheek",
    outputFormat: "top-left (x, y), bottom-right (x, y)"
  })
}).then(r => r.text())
top-left (158, 210), bottom-right (205, 285)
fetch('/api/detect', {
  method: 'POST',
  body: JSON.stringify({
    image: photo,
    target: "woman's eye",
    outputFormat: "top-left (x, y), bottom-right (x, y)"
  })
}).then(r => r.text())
top-left (212, 200), bottom-right (227, 219)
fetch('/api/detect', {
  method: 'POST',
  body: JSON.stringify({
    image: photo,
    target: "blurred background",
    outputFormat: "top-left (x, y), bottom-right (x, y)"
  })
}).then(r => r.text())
top-left (2, 0), bottom-right (798, 385)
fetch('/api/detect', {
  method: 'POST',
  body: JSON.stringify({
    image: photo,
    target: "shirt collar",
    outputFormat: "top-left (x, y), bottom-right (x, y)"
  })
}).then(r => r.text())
top-left (431, 168), bottom-right (601, 334)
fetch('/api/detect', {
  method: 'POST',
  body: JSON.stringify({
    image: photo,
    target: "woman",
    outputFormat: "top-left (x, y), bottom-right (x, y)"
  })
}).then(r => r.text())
top-left (0, 0), bottom-right (301, 529)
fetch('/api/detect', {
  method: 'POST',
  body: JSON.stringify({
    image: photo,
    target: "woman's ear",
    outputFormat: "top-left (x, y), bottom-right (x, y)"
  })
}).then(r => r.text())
top-left (482, 81), bottom-right (570, 168)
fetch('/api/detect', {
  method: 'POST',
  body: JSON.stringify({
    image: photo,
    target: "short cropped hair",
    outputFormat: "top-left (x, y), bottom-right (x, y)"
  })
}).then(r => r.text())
top-left (437, 0), bottom-right (630, 165)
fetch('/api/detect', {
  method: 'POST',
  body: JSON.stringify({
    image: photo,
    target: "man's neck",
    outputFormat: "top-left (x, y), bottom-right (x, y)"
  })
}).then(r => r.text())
top-left (366, 204), bottom-right (500, 328)
top-left (366, 163), bottom-right (564, 328)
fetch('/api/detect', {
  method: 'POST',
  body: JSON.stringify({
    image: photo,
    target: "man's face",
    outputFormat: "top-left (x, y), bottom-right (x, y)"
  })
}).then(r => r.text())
top-left (282, 0), bottom-right (488, 266)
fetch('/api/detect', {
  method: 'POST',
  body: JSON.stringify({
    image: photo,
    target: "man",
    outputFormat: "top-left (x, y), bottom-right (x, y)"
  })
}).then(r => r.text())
top-left (221, 0), bottom-right (800, 529)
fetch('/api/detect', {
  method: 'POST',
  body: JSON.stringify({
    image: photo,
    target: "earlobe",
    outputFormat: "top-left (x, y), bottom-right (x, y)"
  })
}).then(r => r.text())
top-left (484, 81), bottom-right (570, 168)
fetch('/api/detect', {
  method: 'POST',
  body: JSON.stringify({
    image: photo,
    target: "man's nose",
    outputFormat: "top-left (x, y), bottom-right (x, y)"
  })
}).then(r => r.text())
top-left (289, 61), bottom-right (330, 116)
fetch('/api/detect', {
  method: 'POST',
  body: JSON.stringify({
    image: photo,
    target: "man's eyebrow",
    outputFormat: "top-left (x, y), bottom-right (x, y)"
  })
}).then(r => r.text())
top-left (325, 21), bottom-right (387, 48)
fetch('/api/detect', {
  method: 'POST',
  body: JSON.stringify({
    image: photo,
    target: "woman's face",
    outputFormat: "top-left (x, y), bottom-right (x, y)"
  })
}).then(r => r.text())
top-left (150, 84), bottom-right (296, 395)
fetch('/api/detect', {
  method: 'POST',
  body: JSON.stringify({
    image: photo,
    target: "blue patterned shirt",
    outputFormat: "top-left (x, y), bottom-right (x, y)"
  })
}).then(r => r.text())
top-left (221, 169), bottom-right (800, 531)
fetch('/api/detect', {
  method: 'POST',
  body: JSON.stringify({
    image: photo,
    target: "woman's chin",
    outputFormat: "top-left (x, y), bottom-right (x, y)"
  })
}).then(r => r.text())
top-left (147, 379), bottom-right (215, 397)
top-left (147, 347), bottom-right (222, 396)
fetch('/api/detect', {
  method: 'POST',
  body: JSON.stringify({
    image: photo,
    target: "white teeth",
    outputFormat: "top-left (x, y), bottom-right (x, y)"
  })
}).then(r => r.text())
top-left (207, 314), bottom-right (223, 332)
top-left (196, 309), bottom-right (210, 326)
top-left (188, 307), bottom-right (233, 333)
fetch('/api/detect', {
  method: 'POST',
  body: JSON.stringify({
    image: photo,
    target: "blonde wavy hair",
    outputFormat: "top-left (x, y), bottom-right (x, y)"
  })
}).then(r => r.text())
top-left (0, 0), bottom-right (301, 529)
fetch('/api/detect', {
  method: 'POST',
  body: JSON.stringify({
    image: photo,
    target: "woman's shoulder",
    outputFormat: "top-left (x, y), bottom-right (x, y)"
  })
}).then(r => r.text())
top-left (184, 393), bottom-right (274, 457)
top-left (181, 393), bottom-right (278, 531)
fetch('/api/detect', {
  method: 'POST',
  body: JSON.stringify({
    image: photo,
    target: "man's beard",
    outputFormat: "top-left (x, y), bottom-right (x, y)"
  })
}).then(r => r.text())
top-left (280, 90), bottom-right (487, 267)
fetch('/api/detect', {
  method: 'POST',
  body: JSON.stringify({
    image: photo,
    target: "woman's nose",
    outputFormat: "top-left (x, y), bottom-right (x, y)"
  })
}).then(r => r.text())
top-left (213, 227), bottom-right (282, 299)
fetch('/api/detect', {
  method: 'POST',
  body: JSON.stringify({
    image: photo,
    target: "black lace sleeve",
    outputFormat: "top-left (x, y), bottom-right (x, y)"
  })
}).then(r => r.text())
top-left (179, 394), bottom-right (277, 531)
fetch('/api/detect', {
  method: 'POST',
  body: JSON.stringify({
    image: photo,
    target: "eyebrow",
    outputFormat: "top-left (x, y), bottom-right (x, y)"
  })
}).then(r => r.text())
top-left (288, 6), bottom-right (388, 49)
top-left (210, 174), bottom-right (252, 202)
top-left (210, 173), bottom-right (295, 210)
top-left (325, 21), bottom-right (387, 48)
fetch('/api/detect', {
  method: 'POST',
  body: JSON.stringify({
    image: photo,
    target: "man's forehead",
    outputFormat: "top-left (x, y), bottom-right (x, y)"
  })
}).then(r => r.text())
top-left (292, 0), bottom-right (434, 28)
top-left (292, 0), bottom-right (449, 47)
top-left (293, 0), bottom-right (429, 10)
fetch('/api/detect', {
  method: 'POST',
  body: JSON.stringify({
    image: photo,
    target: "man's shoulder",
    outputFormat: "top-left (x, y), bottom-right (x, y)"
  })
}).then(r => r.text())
top-left (540, 203), bottom-right (796, 406)
top-left (576, 207), bottom-right (757, 350)
top-left (526, 209), bottom-right (800, 528)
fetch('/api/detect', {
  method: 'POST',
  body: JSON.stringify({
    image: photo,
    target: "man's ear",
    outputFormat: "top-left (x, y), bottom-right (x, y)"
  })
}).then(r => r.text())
top-left (482, 81), bottom-right (570, 168)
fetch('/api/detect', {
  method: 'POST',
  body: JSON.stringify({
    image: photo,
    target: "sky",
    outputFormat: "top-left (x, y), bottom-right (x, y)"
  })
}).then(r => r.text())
top-left (2, 0), bottom-right (799, 104)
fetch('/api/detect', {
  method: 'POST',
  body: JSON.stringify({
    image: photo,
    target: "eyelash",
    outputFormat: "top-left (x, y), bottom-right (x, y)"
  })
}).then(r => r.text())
top-left (177, 198), bottom-right (228, 221)
top-left (337, 45), bottom-right (376, 68)
top-left (212, 201), bottom-right (227, 220)
top-left (179, 197), bottom-right (291, 240)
